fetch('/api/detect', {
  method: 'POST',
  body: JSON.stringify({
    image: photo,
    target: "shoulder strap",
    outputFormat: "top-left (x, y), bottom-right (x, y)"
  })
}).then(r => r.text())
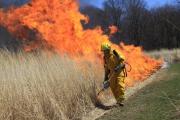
top-left (113, 50), bottom-right (119, 58)
top-left (113, 49), bottom-right (125, 61)
top-left (113, 49), bottom-right (121, 61)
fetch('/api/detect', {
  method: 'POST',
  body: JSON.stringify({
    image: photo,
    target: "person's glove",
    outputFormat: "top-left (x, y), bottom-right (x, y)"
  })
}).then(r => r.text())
top-left (103, 81), bottom-right (110, 89)
top-left (104, 77), bottom-right (108, 82)
top-left (114, 64), bottom-right (125, 72)
top-left (104, 73), bottom-right (109, 82)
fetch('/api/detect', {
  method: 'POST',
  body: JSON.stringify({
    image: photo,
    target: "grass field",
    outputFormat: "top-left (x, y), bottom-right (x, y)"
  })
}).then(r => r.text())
top-left (0, 49), bottom-right (179, 120)
top-left (98, 63), bottom-right (180, 120)
top-left (145, 49), bottom-right (180, 63)
top-left (0, 50), bottom-right (104, 120)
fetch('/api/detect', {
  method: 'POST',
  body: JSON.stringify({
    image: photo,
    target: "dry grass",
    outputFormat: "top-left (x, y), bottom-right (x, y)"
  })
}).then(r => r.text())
top-left (145, 49), bottom-right (180, 63)
top-left (2, 48), bottom-right (179, 120)
top-left (0, 50), bottom-right (103, 120)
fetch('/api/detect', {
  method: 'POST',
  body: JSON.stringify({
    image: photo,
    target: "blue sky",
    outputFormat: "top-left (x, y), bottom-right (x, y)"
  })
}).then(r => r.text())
top-left (145, 0), bottom-right (176, 8)
top-left (0, 0), bottom-right (176, 8)
top-left (80, 0), bottom-right (176, 8)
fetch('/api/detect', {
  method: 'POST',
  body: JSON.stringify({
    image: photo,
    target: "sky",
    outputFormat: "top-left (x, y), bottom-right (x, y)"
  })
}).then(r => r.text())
top-left (80, 0), bottom-right (176, 8)
top-left (0, 0), bottom-right (177, 8)
top-left (145, 0), bottom-right (176, 8)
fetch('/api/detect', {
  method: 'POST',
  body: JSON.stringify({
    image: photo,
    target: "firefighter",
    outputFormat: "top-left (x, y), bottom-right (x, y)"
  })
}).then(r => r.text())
top-left (101, 42), bottom-right (126, 107)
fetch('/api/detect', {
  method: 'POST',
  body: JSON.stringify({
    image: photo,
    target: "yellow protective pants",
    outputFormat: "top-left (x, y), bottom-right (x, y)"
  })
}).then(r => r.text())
top-left (110, 72), bottom-right (125, 103)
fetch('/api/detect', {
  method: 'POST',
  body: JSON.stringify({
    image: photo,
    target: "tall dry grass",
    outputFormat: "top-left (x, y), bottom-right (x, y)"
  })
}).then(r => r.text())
top-left (0, 50), bottom-right (103, 120)
top-left (3, 48), bottom-right (179, 120)
top-left (145, 49), bottom-right (180, 63)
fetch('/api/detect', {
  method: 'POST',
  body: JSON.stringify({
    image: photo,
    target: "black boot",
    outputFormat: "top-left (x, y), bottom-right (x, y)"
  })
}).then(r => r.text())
top-left (117, 103), bottom-right (124, 107)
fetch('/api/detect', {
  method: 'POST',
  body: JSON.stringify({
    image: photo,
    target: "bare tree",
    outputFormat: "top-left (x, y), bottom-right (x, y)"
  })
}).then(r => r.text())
top-left (103, 0), bottom-right (127, 43)
top-left (103, 0), bottom-right (125, 28)
top-left (123, 0), bottom-right (146, 46)
top-left (103, 0), bottom-right (146, 45)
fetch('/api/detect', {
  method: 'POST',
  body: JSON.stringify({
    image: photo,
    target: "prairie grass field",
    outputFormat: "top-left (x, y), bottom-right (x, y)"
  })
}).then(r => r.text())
top-left (145, 49), bottom-right (180, 63)
top-left (0, 48), bottom-right (179, 120)
top-left (0, 50), bottom-right (104, 120)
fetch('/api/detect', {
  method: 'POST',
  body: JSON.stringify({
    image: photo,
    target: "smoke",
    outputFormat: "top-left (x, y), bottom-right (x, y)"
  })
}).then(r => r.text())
top-left (0, 0), bottom-right (29, 8)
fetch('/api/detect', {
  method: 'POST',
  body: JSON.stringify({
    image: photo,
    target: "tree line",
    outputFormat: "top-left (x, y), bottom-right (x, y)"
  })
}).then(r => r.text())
top-left (81, 0), bottom-right (180, 50)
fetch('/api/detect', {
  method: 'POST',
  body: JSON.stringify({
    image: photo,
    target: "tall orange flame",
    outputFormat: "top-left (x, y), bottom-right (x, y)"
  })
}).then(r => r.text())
top-left (0, 0), bottom-right (162, 86)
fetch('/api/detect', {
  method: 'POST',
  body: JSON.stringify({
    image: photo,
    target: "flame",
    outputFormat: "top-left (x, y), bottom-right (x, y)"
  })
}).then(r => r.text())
top-left (0, 0), bottom-right (162, 86)
top-left (109, 25), bottom-right (118, 34)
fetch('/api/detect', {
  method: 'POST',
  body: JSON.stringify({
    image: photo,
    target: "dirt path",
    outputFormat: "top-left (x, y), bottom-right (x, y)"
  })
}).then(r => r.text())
top-left (82, 62), bottom-right (168, 120)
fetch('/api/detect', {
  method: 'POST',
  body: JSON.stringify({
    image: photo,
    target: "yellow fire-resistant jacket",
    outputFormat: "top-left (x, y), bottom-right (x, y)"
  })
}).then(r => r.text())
top-left (104, 50), bottom-right (125, 75)
top-left (104, 49), bottom-right (125, 103)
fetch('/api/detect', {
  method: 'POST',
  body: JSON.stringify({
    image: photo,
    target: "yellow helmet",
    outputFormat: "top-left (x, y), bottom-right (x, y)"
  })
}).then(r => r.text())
top-left (101, 42), bottom-right (111, 51)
